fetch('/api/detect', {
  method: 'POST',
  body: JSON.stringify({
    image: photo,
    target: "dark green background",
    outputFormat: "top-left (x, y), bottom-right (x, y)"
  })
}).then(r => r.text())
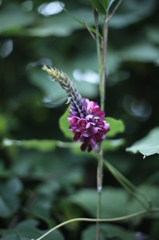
top-left (0, 0), bottom-right (159, 239)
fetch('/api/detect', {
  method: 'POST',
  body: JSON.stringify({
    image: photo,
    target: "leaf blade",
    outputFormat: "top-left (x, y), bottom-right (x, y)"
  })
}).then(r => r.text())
top-left (126, 127), bottom-right (159, 157)
top-left (106, 117), bottom-right (125, 137)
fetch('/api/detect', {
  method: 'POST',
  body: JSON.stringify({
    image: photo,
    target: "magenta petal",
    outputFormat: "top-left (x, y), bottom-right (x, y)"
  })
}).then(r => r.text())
top-left (87, 144), bottom-right (92, 152)
top-left (95, 133), bottom-right (103, 142)
top-left (105, 123), bottom-right (110, 132)
top-left (78, 118), bottom-right (87, 127)
top-left (92, 106), bottom-right (100, 114)
top-left (91, 127), bottom-right (99, 134)
top-left (82, 131), bottom-right (90, 137)
top-left (81, 143), bottom-right (87, 151)
top-left (67, 116), bottom-right (72, 122)
top-left (68, 98), bottom-right (109, 153)
top-left (72, 116), bottom-right (80, 124)
top-left (74, 132), bottom-right (81, 141)
top-left (86, 122), bottom-right (95, 129)
top-left (86, 114), bottom-right (93, 121)
top-left (79, 126), bottom-right (86, 133)
top-left (97, 121), bottom-right (105, 127)
top-left (96, 111), bottom-right (105, 118)
top-left (90, 138), bottom-right (98, 151)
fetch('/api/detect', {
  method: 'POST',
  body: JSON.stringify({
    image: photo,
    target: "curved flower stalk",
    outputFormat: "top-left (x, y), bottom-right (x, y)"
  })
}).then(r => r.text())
top-left (42, 65), bottom-right (109, 152)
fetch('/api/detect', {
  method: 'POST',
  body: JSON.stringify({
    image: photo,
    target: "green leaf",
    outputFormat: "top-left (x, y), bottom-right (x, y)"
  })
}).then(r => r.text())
top-left (126, 127), bottom-right (159, 157)
top-left (89, 0), bottom-right (106, 15)
top-left (119, 42), bottom-right (158, 62)
top-left (99, 0), bottom-right (115, 11)
top-left (61, 6), bottom-right (97, 35)
top-left (2, 138), bottom-right (56, 152)
top-left (25, 196), bottom-right (55, 227)
top-left (103, 159), bottom-right (149, 210)
top-left (82, 224), bottom-right (136, 240)
top-left (103, 138), bottom-right (125, 151)
top-left (26, 9), bottom-right (97, 37)
top-left (1, 220), bottom-right (64, 240)
top-left (28, 69), bottom-right (66, 101)
top-left (109, 0), bottom-right (156, 28)
top-left (146, 26), bottom-right (159, 44)
top-left (67, 187), bottom-right (129, 218)
top-left (0, 4), bottom-right (35, 34)
top-left (28, 68), bottom-right (99, 102)
top-left (0, 115), bottom-right (8, 135)
top-left (106, 117), bottom-right (125, 137)
top-left (59, 106), bottom-right (73, 139)
top-left (128, 184), bottom-right (159, 223)
top-left (0, 178), bottom-right (23, 217)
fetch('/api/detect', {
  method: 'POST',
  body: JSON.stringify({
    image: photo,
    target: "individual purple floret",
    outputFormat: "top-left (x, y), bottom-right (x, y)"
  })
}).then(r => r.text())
top-left (67, 98), bottom-right (109, 152)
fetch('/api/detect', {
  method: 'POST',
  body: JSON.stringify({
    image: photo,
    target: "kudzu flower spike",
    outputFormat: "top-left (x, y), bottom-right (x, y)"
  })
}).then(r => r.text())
top-left (42, 65), bottom-right (109, 152)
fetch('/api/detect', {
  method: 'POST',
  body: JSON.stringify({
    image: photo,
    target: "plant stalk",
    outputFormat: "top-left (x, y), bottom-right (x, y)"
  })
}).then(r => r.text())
top-left (95, 9), bottom-right (109, 240)
top-left (94, 8), bottom-right (102, 240)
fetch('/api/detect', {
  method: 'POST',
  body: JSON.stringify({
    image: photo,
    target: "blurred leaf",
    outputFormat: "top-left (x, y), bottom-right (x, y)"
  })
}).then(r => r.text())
top-left (126, 127), bottom-right (159, 157)
top-left (27, 9), bottom-right (96, 37)
top-left (28, 68), bottom-right (99, 101)
top-left (62, 6), bottom-right (97, 35)
top-left (11, 150), bottom-right (81, 179)
top-left (59, 106), bottom-right (73, 139)
top-left (103, 138), bottom-right (125, 151)
top-left (0, 4), bottom-right (35, 34)
top-left (59, 201), bottom-right (83, 230)
top-left (89, 0), bottom-right (106, 15)
top-left (119, 42), bottom-right (158, 62)
top-left (28, 69), bottom-right (66, 101)
top-left (136, 184), bottom-right (159, 210)
top-left (67, 187), bottom-right (129, 218)
top-left (2, 138), bottom-right (56, 152)
top-left (109, 0), bottom-right (156, 28)
top-left (103, 159), bottom-right (150, 211)
top-left (0, 178), bottom-right (23, 217)
top-left (0, 114), bottom-right (8, 135)
top-left (82, 224), bottom-right (136, 240)
top-left (0, 162), bottom-right (12, 178)
top-left (106, 117), bottom-right (125, 137)
top-left (1, 220), bottom-right (64, 240)
top-left (107, 47), bottom-right (122, 73)
top-left (99, 0), bottom-right (115, 11)
top-left (25, 193), bottom-right (55, 227)
top-left (128, 184), bottom-right (159, 224)
top-left (146, 26), bottom-right (159, 44)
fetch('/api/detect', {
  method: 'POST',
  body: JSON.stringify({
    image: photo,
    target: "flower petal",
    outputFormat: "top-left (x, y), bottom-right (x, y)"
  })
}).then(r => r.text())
top-left (81, 142), bottom-right (87, 151)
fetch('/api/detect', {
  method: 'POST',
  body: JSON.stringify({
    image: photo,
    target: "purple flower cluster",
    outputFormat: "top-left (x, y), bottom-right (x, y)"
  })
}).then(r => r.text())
top-left (67, 98), bottom-right (109, 152)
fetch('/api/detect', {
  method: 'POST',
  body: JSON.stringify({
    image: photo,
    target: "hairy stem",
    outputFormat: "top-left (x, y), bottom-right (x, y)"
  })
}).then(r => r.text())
top-left (94, 8), bottom-right (109, 240)
top-left (94, 8), bottom-right (102, 240)
top-left (96, 11), bottom-right (109, 240)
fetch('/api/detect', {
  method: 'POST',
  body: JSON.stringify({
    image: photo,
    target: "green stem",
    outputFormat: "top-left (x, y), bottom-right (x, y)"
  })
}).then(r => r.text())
top-left (96, 142), bottom-right (103, 240)
top-left (95, 11), bottom-right (109, 240)
top-left (32, 209), bottom-right (159, 240)
top-left (94, 8), bottom-right (103, 240)
top-left (101, 13), bottom-right (108, 111)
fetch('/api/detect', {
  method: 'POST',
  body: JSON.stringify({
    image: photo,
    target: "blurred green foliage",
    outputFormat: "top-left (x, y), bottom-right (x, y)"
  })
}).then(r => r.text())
top-left (0, 0), bottom-right (159, 239)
